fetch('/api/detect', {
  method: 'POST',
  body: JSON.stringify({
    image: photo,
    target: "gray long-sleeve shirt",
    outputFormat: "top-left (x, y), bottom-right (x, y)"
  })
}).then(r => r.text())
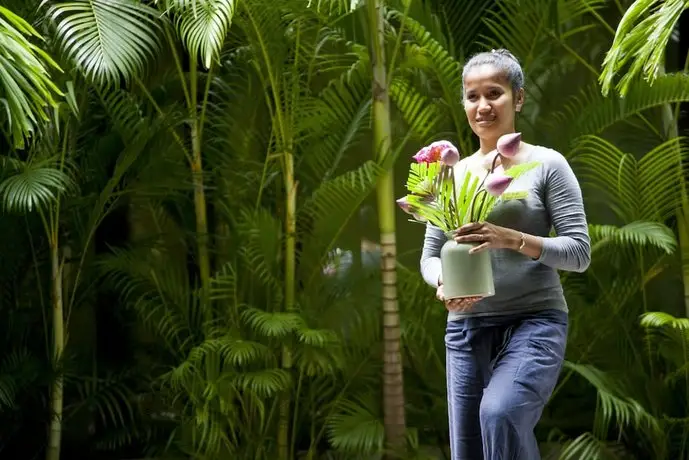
top-left (420, 144), bottom-right (591, 321)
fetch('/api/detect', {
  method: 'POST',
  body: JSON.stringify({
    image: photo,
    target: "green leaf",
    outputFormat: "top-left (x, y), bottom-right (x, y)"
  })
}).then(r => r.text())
top-left (600, 0), bottom-right (686, 97)
top-left (44, 0), bottom-right (162, 85)
top-left (327, 395), bottom-right (384, 453)
top-left (0, 6), bottom-right (63, 148)
top-left (589, 222), bottom-right (677, 255)
top-left (160, 0), bottom-right (238, 68)
top-left (551, 74), bottom-right (689, 146)
top-left (571, 135), bottom-right (689, 222)
top-left (0, 157), bottom-right (75, 213)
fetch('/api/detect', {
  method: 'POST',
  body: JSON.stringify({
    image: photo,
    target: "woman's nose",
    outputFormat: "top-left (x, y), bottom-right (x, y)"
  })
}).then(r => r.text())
top-left (478, 99), bottom-right (491, 111)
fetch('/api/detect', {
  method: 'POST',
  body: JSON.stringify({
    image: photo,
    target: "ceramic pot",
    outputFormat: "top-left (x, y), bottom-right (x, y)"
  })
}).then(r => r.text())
top-left (440, 235), bottom-right (495, 300)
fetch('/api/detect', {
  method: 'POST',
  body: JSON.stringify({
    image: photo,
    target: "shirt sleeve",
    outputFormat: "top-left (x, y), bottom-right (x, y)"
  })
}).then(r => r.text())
top-left (420, 223), bottom-right (446, 288)
top-left (536, 151), bottom-right (591, 272)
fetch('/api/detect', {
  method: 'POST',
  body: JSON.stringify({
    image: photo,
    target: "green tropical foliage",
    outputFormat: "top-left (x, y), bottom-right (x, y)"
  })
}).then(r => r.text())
top-left (0, 0), bottom-right (689, 459)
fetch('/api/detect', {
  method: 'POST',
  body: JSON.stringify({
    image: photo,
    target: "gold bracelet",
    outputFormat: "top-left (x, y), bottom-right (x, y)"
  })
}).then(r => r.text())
top-left (518, 232), bottom-right (526, 251)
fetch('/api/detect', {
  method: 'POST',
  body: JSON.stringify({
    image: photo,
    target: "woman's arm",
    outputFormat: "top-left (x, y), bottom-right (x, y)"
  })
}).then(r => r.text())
top-left (420, 223), bottom-right (446, 288)
top-left (530, 151), bottom-right (591, 272)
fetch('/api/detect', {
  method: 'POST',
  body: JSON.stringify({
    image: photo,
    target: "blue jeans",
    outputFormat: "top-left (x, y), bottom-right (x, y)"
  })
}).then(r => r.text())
top-left (445, 309), bottom-right (567, 460)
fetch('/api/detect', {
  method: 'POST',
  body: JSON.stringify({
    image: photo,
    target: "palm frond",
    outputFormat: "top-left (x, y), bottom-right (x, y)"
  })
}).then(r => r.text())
top-left (551, 74), bottom-right (689, 147)
top-left (235, 207), bottom-right (283, 294)
top-left (0, 155), bottom-right (76, 213)
top-left (600, 0), bottom-right (687, 97)
top-left (44, 0), bottom-right (163, 85)
top-left (0, 348), bottom-right (39, 411)
top-left (389, 76), bottom-right (443, 145)
top-left (571, 135), bottom-right (689, 223)
top-left (479, 0), bottom-right (606, 70)
top-left (99, 244), bottom-right (199, 356)
top-left (160, 0), bottom-right (237, 69)
top-left (66, 371), bottom-right (141, 434)
top-left (563, 361), bottom-right (662, 438)
top-left (559, 432), bottom-right (631, 460)
top-left (298, 161), bottom-right (384, 286)
top-left (300, 59), bottom-right (371, 183)
top-left (326, 394), bottom-right (384, 454)
top-left (0, 6), bottom-right (63, 148)
top-left (640, 311), bottom-right (689, 331)
top-left (589, 222), bottom-right (677, 255)
top-left (388, 9), bottom-right (473, 154)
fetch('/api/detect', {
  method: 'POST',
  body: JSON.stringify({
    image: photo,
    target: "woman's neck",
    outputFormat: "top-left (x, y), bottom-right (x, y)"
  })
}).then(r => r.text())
top-left (478, 128), bottom-right (516, 154)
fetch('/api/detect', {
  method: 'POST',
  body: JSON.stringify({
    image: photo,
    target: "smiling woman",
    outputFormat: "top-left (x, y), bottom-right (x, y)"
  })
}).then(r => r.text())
top-left (418, 48), bottom-right (591, 460)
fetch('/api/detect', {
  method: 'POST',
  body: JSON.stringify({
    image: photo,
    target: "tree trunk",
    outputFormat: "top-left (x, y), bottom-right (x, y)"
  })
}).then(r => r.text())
top-left (46, 239), bottom-right (64, 460)
top-left (367, 0), bottom-right (407, 456)
top-left (278, 151), bottom-right (297, 460)
top-left (191, 121), bottom-right (212, 312)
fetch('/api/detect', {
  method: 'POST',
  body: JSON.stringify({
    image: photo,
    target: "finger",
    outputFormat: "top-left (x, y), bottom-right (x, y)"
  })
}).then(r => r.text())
top-left (456, 221), bottom-right (484, 234)
top-left (454, 233), bottom-right (489, 243)
top-left (468, 242), bottom-right (491, 254)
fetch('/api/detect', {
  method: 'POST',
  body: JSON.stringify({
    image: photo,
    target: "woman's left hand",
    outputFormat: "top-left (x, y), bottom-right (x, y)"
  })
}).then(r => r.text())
top-left (453, 222), bottom-right (519, 254)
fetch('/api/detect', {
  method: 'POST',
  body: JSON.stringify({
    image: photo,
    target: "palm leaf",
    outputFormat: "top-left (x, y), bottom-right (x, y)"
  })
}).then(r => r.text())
top-left (589, 222), bottom-right (677, 255)
top-left (559, 432), bottom-right (632, 460)
top-left (388, 9), bottom-right (473, 155)
top-left (0, 6), bottom-right (63, 148)
top-left (298, 161), bottom-right (384, 286)
top-left (563, 361), bottom-right (662, 437)
top-left (0, 156), bottom-right (76, 213)
top-left (389, 75), bottom-right (443, 144)
top-left (159, 0), bottom-right (238, 69)
top-left (551, 74), bottom-right (689, 147)
top-left (600, 0), bottom-right (687, 97)
top-left (479, 0), bottom-right (606, 70)
top-left (326, 394), bottom-right (384, 454)
top-left (300, 60), bottom-right (371, 183)
top-left (44, 0), bottom-right (163, 85)
top-left (571, 135), bottom-right (689, 222)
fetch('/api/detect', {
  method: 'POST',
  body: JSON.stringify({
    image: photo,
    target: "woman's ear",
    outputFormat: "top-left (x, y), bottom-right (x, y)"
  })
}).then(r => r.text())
top-left (515, 87), bottom-right (525, 112)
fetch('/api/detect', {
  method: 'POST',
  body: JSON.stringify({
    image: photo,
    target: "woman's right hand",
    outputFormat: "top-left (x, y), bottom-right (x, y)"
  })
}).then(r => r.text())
top-left (436, 284), bottom-right (482, 313)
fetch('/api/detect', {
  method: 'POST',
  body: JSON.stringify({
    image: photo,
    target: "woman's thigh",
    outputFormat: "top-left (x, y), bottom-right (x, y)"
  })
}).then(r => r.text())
top-left (480, 310), bottom-right (568, 426)
top-left (445, 320), bottom-right (499, 458)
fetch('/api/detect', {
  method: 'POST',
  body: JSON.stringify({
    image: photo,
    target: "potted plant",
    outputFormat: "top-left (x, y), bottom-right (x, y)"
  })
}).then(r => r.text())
top-left (396, 133), bottom-right (539, 300)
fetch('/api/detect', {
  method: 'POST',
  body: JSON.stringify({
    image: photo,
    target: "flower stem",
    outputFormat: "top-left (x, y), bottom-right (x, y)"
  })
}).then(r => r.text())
top-left (450, 166), bottom-right (458, 228)
top-left (468, 154), bottom-right (500, 222)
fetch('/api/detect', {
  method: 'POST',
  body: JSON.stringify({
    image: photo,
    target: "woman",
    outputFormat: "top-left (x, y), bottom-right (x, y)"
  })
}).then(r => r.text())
top-left (420, 49), bottom-right (591, 459)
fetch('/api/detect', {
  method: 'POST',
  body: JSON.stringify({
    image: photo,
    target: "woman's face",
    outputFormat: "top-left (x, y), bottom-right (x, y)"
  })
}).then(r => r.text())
top-left (462, 64), bottom-right (524, 142)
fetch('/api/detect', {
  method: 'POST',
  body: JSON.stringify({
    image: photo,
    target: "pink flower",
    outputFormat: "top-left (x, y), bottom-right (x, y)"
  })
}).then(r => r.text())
top-left (485, 173), bottom-right (513, 196)
top-left (396, 196), bottom-right (413, 214)
top-left (413, 140), bottom-right (460, 164)
top-left (440, 146), bottom-right (459, 166)
top-left (429, 140), bottom-right (459, 166)
top-left (412, 146), bottom-right (431, 163)
top-left (496, 132), bottom-right (521, 158)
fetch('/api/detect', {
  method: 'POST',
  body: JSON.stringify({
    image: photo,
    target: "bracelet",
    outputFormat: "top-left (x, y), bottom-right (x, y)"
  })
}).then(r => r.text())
top-left (518, 232), bottom-right (526, 252)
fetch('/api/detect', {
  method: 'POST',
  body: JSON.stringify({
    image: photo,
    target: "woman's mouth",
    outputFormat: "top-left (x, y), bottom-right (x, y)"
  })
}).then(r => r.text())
top-left (476, 118), bottom-right (495, 127)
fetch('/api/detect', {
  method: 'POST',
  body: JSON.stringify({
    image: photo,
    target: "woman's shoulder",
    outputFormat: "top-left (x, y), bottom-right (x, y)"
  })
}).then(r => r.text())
top-left (528, 144), bottom-right (567, 164)
top-left (523, 143), bottom-right (571, 171)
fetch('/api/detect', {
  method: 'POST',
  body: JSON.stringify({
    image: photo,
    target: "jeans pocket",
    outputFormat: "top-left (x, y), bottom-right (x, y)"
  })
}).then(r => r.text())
top-left (445, 319), bottom-right (471, 351)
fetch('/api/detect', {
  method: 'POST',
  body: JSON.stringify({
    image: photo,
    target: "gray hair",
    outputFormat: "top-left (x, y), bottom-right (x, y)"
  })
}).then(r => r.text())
top-left (461, 48), bottom-right (524, 96)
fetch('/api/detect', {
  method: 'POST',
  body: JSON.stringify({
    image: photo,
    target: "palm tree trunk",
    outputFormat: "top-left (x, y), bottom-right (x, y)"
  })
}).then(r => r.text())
top-left (367, 0), bottom-right (406, 455)
top-left (278, 151), bottom-right (297, 460)
top-left (188, 57), bottom-right (212, 318)
top-left (191, 120), bottom-right (211, 305)
top-left (46, 238), bottom-right (64, 460)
